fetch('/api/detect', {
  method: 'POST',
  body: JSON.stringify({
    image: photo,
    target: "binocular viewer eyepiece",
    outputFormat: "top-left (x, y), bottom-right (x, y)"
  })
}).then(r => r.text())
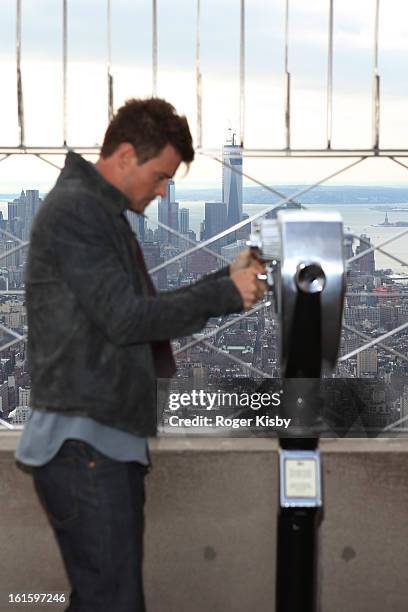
top-left (296, 262), bottom-right (326, 294)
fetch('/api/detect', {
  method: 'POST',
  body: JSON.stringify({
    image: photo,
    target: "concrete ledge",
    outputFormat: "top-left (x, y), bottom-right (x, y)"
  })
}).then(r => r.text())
top-left (1, 434), bottom-right (408, 611)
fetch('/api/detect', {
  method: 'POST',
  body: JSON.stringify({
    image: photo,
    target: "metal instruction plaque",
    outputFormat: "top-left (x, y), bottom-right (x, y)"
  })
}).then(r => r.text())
top-left (279, 450), bottom-right (322, 508)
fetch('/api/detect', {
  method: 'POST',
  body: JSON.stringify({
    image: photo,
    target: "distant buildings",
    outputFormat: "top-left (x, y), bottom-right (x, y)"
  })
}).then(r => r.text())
top-left (141, 242), bottom-right (167, 289)
top-left (2, 152), bottom-right (408, 434)
top-left (156, 129), bottom-right (244, 250)
top-left (195, 130), bottom-right (244, 251)
top-left (0, 189), bottom-right (43, 289)
top-left (8, 406), bottom-right (31, 425)
top-left (8, 189), bottom-right (42, 242)
top-left (187, 249), bottom-right (218, 277)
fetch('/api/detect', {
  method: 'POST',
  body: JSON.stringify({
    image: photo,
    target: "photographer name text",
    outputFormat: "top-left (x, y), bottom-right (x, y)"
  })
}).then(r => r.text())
top-left (167, 415), bottom-right (291, 429)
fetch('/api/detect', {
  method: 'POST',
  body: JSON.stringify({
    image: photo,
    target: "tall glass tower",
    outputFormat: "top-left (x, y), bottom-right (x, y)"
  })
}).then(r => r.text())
top-left (158, 179), bottom-right (179, 245)
top-left (222, 129), bottom-right (243, 230)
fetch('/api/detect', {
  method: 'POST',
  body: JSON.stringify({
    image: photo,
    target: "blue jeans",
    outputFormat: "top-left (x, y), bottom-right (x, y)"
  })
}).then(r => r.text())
top-left (32, 439), bottom-right (147, 612)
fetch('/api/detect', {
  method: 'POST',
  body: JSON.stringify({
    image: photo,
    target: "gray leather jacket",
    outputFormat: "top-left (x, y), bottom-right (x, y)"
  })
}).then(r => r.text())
top-left (26, 152), bottom-right (243, 435)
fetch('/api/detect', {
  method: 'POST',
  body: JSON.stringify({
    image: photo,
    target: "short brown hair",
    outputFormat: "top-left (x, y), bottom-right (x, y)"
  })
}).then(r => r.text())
top-left (100, 97), bottom-right (194, 165)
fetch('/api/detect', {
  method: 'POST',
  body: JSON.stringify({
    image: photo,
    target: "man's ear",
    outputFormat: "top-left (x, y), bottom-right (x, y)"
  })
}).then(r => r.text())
top-left (116, 142), bottom-right (137, 169)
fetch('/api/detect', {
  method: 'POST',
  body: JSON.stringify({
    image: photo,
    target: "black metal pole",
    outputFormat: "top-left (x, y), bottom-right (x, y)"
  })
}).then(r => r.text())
top-left (277, 506), bottom-right (321, 612)
top-left (276, 292), bottom-right (323, 612)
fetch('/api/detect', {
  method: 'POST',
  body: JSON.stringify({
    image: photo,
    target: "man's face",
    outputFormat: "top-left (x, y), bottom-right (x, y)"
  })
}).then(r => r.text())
top-left (121, 143), bottom-right (182, 213)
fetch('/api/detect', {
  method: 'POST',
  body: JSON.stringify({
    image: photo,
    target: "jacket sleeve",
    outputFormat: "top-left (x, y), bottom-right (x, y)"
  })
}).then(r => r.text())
top-left (200, 266), bottom-right (231, 281)
top-left (51, 200), bottom-right (243, 346)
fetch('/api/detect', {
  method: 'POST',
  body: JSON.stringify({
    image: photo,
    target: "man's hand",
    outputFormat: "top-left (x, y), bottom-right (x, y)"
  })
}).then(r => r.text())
top-left (230, 266), bottom-right (268, 309)
top-left (229, 248), bottom-right (264, 276)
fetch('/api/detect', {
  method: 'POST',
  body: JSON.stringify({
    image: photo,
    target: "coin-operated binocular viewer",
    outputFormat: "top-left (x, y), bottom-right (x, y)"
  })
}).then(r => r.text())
top-left (248, 210), bottom-right (346, 612)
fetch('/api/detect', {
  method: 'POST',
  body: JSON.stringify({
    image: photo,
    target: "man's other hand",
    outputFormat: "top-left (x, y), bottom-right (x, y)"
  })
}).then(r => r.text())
top-left (229, 248), bottom-right (264, 275)
top-left (231, 266), bottom-right (268, 309)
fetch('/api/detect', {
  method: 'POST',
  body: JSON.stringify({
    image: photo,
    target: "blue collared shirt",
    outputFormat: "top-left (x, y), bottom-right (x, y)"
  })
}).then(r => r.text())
top-left (15, 409), bottom-right (149, 466)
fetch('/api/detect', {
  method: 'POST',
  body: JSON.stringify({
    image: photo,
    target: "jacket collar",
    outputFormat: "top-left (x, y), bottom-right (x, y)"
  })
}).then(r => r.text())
top-left (61, 151), bottom-right (131, 215)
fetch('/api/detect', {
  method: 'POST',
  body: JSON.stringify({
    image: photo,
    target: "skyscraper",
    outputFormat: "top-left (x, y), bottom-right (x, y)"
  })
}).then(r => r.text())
top-left (5, 240), bottom-right (18, 268)
top-left (25, 190), bottom-right (41, 239)
top-left (158, 179), bottom-right (179, 246)
top-left (356, 234), bottom-right (375, 274)
top-left (222, 129), bottom-right (243, 232)
top-left (126, 210), bottom-right (146, 242)
top-left (203, 202), bottom-right (228, 251)
top-left (179, 208), bottom-right (189, 235)
top-left (357, 348), bottom-right (378, 377)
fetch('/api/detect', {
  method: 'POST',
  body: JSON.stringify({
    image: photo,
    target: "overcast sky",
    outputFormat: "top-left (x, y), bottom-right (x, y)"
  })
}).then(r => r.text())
top-left (1, 0), bottom-right (408, 190)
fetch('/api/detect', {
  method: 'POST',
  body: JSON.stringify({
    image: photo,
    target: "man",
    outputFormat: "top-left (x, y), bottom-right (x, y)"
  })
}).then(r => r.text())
top-left (16, 98), bottom-right (266, 612)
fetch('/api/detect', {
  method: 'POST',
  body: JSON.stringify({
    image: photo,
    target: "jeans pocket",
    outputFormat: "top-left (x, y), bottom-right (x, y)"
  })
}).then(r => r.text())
top-left (33, 456), bottom-right (79, 528)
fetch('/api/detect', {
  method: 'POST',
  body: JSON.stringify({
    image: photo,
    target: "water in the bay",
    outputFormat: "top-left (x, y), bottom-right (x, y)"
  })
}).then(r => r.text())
top-left (145, 200), bottom-right (408, 273)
